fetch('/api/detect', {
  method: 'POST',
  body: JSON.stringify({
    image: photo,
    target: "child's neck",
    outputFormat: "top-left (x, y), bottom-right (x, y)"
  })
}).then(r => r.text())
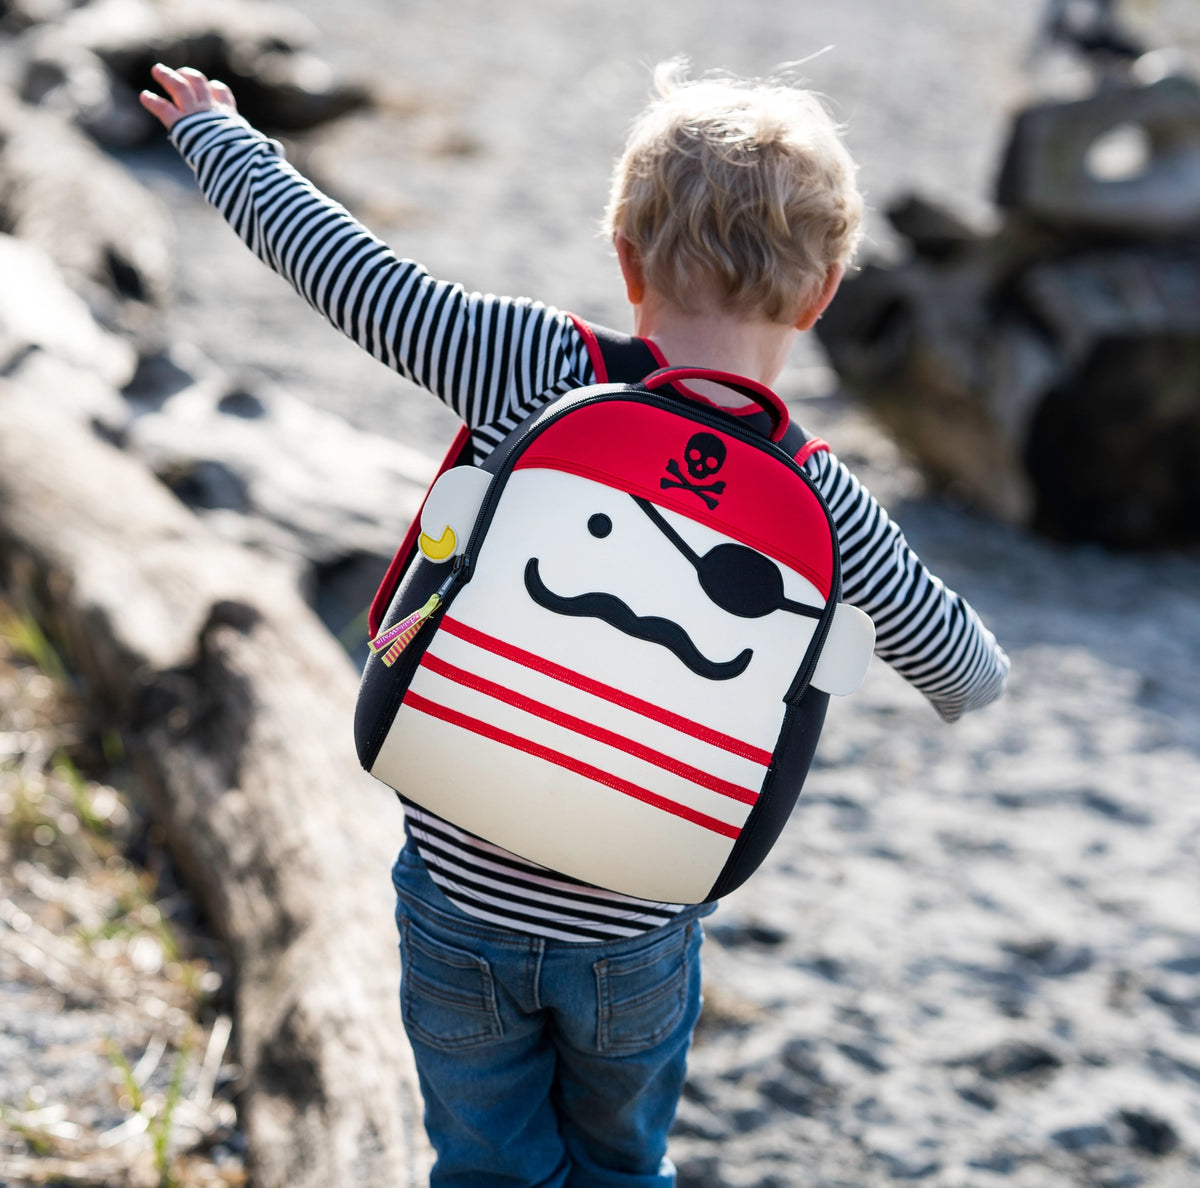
top-left (629, 297), bottom-right (799, 408)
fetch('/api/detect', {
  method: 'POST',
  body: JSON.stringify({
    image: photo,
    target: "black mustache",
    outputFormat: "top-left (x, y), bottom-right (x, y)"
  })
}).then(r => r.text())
top-left (524, 558), bottom-right (752, 681)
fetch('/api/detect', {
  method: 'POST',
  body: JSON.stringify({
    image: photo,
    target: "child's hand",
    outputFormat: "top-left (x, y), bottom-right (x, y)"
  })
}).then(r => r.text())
top-left (139, 64), bottom-right (238, 131)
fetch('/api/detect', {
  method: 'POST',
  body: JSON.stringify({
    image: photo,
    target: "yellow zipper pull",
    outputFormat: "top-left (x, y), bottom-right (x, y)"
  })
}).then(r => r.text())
top-left (368, 557), bottom-right (465, 668)
top-left (369, 593), bottom-right (441, 667)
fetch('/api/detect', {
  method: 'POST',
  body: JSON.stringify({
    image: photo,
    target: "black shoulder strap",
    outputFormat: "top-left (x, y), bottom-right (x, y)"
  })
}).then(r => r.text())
top-left (591, 325), bottom-right (661, 384)
top-left (781, 421), bottom-right (816, 457)
top-left (571, 316), bottom-right (660, 385)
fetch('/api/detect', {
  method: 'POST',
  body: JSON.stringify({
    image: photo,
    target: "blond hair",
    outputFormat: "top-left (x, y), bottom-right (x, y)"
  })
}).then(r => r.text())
top-left (604, 60), bottom-right (864, 322)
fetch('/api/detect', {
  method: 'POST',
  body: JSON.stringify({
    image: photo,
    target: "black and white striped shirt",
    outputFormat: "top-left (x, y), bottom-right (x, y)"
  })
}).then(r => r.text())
top-left (172, 112), bottom-right (1009, 942)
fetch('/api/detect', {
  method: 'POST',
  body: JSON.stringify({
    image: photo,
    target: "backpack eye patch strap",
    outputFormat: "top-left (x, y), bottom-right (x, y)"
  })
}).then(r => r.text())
top-left (632, 497), bottom-right (823, 621)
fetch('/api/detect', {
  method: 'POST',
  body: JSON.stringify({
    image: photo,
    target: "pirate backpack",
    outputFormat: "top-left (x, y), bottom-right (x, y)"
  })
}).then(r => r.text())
top-left (354, 336), bottom-right (875, 904)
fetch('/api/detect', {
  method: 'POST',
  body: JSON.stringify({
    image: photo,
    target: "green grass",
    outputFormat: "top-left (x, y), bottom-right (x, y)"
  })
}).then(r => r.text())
top-left (0, 605), bottom-right (67, 683)
top-left (0, 590), bottom-right (243, 1184)
top-left (151, 1041), bottom-right (192, 1188)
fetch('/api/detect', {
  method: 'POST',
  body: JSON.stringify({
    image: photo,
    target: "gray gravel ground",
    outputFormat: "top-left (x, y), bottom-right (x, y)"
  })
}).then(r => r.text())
top-left (10, 1), bottom-right (1200, 1185)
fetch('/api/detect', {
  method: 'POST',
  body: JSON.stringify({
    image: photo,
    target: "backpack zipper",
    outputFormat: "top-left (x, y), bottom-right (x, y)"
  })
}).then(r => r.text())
top-left (367, 555), bottom-right (464, 665)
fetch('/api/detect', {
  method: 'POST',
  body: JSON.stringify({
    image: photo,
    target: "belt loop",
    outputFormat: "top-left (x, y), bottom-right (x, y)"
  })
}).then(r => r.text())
top-left (529, 938), bottom-right (546, 1013)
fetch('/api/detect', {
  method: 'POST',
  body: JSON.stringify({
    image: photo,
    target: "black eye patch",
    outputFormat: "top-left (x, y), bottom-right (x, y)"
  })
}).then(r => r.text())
top-left (633, 497), bottom-right (822, 620)
top-left (695, 543), bottom-right (797, 618)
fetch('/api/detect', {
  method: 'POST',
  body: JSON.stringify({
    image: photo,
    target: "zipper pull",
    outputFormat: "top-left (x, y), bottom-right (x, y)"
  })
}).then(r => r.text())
top-left (368, 556), bottom-right (465, 667)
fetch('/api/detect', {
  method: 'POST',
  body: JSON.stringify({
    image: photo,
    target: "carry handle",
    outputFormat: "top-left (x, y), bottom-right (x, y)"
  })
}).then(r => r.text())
top-left (642, 366), bottom-right (789, 443)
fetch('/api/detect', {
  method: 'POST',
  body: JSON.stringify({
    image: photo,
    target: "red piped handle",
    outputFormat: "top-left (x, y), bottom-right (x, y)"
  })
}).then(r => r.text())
top-left (641, 367), bottom-right (789, 442)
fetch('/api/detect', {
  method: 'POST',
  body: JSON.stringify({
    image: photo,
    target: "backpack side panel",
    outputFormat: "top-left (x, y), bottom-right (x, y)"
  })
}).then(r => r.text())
top-left (355, 552), bottom-right (456, 770)
top-left (367, 424), bottom-right (473, 640)
top-left (703, 684), bottom-right (830, 901)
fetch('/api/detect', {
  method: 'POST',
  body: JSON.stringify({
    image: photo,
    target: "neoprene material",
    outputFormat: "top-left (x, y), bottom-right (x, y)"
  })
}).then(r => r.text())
top-left (355, 324), bottom-right (866, 903)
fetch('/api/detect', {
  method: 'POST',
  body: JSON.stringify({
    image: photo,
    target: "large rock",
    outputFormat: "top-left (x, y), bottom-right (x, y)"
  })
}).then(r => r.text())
top-left (817, 73), bottom-right (1200, 548)
top-left (997, 74), bottom-right (1200, 237)
top-left (120, 343), bottom-right (436, 650)
top-left (0, 85), bottom-right (172, 334)
top-left (815, 233), bottom-right (1048, 523)
top-left (0, 232), bottom-right (136, 386)
top-left (18, 0), bottom-right (371, 147)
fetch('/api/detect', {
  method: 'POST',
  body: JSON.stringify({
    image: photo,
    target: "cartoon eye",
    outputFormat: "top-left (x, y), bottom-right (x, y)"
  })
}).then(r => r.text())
top-left (588, 513), bottom-right (612, 538)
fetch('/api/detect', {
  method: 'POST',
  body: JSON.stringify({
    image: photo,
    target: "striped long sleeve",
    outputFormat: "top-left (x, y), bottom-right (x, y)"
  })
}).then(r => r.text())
top-left (807, 451), bottom-right (1008, 722)
top-left (171, 108), bottom-right (1007, 941)
top-left (170, 111), bottom-right (591, 453)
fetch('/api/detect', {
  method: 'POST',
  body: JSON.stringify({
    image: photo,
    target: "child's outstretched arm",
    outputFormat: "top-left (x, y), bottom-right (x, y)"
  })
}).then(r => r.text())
top-left (140, 67), bottom-right (590, 452)
top-left (807, 449), bottom-right (1010, 722)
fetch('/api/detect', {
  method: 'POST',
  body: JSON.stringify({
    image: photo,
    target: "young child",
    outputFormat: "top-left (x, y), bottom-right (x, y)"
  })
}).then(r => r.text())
top-left (142, 60), bottom-right (1009, 1188)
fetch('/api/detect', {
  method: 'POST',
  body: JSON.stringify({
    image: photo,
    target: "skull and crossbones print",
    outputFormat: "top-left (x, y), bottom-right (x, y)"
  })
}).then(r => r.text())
top-left (661, 432), bottom-right (728, 509)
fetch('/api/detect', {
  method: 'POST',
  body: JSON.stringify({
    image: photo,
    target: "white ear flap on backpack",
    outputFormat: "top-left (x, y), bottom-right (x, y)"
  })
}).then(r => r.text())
top-left (810, 602), bottom-right (875, 696)
top-left (419, 466), bottom-right (493, 562)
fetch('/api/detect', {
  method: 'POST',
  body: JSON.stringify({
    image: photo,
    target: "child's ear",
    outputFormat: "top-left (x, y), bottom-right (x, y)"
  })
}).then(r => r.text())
top-left (614, 232), bottom-right (646, 305)
top-left (793, 264), bottom-right (845, 332)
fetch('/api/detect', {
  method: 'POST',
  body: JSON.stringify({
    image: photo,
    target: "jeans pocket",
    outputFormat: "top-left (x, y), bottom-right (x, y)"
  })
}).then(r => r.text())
top-left (594, 924), bottom-right (691, 1055)
top-left (399, 915), bottom-right (504, 1052)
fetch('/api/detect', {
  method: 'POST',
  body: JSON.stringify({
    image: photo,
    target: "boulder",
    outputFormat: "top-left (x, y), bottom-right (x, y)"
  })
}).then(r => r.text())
top-left (18, 0), bottom-right (371, 147)
top-left (817, 74), bottom-right (1200, 548)
top-left (0, 85), bottom-right (173, 334)
top-left (0, 232), bottom-right (136, 386)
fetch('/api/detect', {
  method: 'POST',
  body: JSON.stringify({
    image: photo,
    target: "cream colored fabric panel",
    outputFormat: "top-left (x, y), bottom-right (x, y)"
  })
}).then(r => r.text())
top-left (373, 703), bottom-right (736, 902)
top-left (811, 603), bottom-right (876, 695)
top-left (428, 629), bottom-right (770, 791)
top-left (408, 663), bottom-right (755, 832)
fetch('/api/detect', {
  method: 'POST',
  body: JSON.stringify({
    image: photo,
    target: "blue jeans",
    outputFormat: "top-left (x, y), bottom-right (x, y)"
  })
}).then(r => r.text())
top-left (391, 843), bottom-right (714, 1187)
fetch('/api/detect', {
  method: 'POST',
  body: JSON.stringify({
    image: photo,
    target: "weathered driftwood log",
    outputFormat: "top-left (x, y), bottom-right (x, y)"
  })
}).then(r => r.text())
top-left (817, 74), bottom-right (1200, 548)
top-left (119, 342), bottom-right (434, 662)
top-left (997, 73), bottom-right (1200, 237)
top-left (0, 355), bottom-right (432, 1187)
